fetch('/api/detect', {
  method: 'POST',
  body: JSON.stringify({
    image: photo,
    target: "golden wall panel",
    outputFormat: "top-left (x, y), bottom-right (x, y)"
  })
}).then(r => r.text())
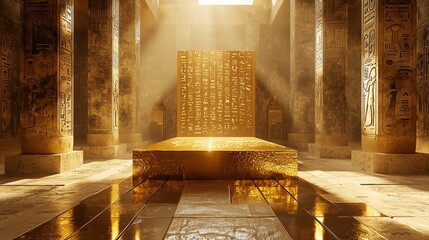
top-left (177, 51), bottom-right (255, 137)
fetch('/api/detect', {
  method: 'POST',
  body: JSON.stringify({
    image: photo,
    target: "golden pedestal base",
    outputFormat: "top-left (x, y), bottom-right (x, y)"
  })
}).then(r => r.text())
top-left (133, 137), bottom-right (297, 184)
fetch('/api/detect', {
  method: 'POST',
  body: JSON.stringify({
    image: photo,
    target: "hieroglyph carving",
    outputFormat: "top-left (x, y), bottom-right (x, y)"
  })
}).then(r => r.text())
top-left (417, 1), bottom-right (429, 137)
top-left (59, 0), bottom-right (73, 135)
top-left (22, 0), bottom-right (73, 137)
top-left (112, 0), bottom-right (119, 133)
top-left (362, 0), bottom-right (377, 135)
top-left (0, 33), bottom-right (15, 138)
top-left (381, 0), bottom-right (415, 136)
top-left (315, 0), bottom-right (323, 133)
top-left (178, 51), bottom-right (255, 137)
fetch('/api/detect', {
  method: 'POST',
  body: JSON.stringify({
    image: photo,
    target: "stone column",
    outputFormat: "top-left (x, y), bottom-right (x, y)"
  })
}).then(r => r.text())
top-left (288, 0), bottom-right (315, 151)
top-left (416, 0), bottom-right (429, 152)
top-left (76, 0), bottom-right (126, 159)
top-left (360, 0), bottom-right (416, 153)
top-left (308, 0), bottom-right (352, 158)
top-left (0, 0), bottom-right (21, 163)
top-left (119, 0), bottom-right (143, 150)
top-left (352, 0), bottom-right (429, 174)
top-left (6, 0), bottom-right (83, 174)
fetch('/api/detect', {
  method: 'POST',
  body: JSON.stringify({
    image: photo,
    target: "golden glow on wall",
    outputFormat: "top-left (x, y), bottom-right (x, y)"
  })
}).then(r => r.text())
top-left (199, 0), bottom-right (254, 5)
top-left (177, 51), bottom-right (256, 137)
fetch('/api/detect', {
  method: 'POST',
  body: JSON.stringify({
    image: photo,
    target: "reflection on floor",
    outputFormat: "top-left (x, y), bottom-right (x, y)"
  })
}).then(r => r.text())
top-left (1, 153), bottom-right (429, 239)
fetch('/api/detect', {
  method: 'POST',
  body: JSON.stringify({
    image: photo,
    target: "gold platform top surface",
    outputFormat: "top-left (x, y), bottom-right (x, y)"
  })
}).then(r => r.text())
top-left (136, 137), bottom-right (294, 151)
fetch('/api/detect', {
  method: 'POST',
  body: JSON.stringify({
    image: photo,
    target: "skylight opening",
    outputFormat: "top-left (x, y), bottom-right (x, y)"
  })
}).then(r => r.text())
top-left (199, 0), bottom-right (254, 6)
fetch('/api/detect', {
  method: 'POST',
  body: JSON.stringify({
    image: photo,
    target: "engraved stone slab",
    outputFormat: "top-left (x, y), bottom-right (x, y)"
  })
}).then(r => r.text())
top-left (133, 137), bottom-right (297, 183)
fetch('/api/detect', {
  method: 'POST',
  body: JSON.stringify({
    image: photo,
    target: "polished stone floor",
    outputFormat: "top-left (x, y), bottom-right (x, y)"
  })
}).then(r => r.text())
top-left (0, 152), bottom-right (429, 239)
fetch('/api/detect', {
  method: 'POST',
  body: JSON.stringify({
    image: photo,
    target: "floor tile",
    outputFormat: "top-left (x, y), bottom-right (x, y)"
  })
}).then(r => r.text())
top-left (356, 217), bottom-right (429, 240)
top-left (174, 203), bottom-right (251, 217)
top-left (119, 218), bottom-right (172, 240)
top-left (137, 203), bottom-right (178, 218)
top-left (230, 185), bottom-right (266, 203)
top-left (318, 216), bottom-right (384, 239)
top-left (279, 216), bottom-right (337, 240)
top-left (248, 203), bottom-right (276, 217)
top-left (164, 218), bottom-right (292, 239)
top-left (179, 186), bottom-right (230, 204)
top-left (14, 217), bottom-right (80, 240)
top-left (270, 203), bottom-right (310, 217)
top-left (257, 186), bottom-right (294, 203)
top-left (334, 203), bottom-right (386, 217)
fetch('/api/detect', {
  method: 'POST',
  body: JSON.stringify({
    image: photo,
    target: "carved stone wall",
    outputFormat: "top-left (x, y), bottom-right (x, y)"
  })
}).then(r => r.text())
top-left (177, 51), bottom-right (255, 137)
top-left (21, 0), bottom-right (74, 154)
top-left (416, 0), bottom-right (429, 152)
top-left (87, 0), bottom-right (120, 145)
top-left (362, 0), bottom-right (417, 153)
top-left (0, 0), bottom-right (21, 151)
top-left (315, 0), bottom-right (348, 145)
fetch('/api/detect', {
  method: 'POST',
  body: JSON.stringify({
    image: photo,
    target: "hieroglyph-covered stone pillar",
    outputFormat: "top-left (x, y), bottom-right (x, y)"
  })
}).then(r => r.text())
top-left (309, 0), bottom-right (351, 158)
top-left (416, 0), bottom-right (429, 152)
top-left (87, 0), bottom-right (120, 146)
top-left (288, 0), bottom-right (315, 150)
top-left (361, 0), bottom-right (416, 153)
top-left (21, 0), bottom-right (74, 154)
top-left (0, 0), bottom-right (21, 157)
top-left (351, 0), bottom-right (425, 174)
top-left (119, 0), bottom-right (142, 145)
top-left (6, 0), bottom-right (83, 174)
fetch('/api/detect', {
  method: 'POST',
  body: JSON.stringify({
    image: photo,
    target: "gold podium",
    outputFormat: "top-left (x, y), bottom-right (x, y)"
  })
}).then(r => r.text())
top-left (133, 137), bottom-right (297, 183)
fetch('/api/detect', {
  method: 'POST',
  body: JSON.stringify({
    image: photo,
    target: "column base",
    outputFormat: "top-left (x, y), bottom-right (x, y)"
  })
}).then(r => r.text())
top-left (5, 151), bottom-right (83, 174)
top-left (351, 150), bottom-right (429, 175)
top-left (288, 133), bottom-right (314, 151)
top-left (74, 144), bottom-right (127, 159)
top-left (308, 143), bottom-right (352, 159)
top-left (416, 137), bottom-right (429, 154)
top-left (21, 136), bottom-right (73, 154)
